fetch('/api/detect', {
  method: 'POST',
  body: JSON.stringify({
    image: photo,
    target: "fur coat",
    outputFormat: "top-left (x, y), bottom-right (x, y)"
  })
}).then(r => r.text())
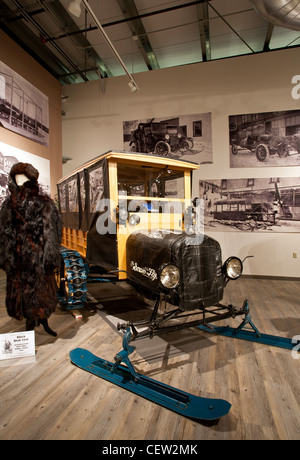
top-left (0, 163), bottom-right (62, 322)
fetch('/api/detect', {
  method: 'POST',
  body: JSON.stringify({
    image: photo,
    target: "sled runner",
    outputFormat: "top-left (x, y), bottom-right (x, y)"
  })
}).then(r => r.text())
top-left (70, 329), bottom-right (231, 421)
top-left (61, 151), bottom-right (299, 423)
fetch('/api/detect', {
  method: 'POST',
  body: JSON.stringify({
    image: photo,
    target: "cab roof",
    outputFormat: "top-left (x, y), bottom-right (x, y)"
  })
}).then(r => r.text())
top-left (58, 150), bottom-right (199, 184)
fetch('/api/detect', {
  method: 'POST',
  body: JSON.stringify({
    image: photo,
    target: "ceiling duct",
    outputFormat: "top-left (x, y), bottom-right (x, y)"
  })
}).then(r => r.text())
top-left (250, 0), bottom-right (300, 30)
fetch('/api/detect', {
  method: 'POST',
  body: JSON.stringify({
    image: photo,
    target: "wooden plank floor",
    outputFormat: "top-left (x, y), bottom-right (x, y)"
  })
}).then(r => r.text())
top-left (0, 273), bottom-right (299, 440)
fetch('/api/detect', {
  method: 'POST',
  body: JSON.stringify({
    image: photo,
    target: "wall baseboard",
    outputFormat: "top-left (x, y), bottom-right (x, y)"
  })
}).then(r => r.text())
top-left (242, 274), bottom-right (300, 281)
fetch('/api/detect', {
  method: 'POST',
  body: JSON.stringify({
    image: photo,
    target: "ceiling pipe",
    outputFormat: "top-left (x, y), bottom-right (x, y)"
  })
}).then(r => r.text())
top-left (250, 0), bottom-right (300, 30)
top-left (9, 0), bottom-right (89, 83)
top-left (68, 0), bottom-right (139, 92)
top-left (49, 0), bottom-right (213, 42)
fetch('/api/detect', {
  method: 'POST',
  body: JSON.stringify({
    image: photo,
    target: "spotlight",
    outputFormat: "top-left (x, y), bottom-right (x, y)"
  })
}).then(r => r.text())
top-left (128, 80), bottom-right (138, 93)
top-left (68, 0), bottom-right (139, 92)
top-left (68, 0), bottom-right (82, 18)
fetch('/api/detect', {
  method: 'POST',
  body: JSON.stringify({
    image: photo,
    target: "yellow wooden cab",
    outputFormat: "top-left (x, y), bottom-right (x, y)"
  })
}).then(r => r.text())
top-left (57, 150), bottom-right (199, 280)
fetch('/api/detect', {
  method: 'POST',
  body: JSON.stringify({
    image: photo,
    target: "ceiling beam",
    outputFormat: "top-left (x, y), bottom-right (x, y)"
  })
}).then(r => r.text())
top-left (208, 2), bottom-right (255, 54)
top-left (1, 0), bottom-right (113, 81)
top-left (39, 0), bottom-right (114, 79)
top-left (46, 0), bottom-right (212, 42)
top-left (197, 1), bottom-right (211, 61)
top-left (263, 23), bottom-right (274, 51)
top-left (2, 0), bottom-right (91, 83)
top-left (0, 1), bottom-right (79, 84)
top-left (116, 0), bottom-right (160, 71)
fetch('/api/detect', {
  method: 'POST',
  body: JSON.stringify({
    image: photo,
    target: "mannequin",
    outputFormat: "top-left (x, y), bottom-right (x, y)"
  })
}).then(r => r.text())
top-left (15, 173), bottom-right (30, 187)
top-left (0, 162), bottom-right (62, 336)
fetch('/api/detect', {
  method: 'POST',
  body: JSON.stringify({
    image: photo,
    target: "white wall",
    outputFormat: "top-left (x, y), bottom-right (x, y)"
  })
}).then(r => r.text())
top-left (61, 48), bottom-right (300, 278)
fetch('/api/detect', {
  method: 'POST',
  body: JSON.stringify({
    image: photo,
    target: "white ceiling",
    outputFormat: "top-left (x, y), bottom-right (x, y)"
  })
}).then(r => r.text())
top-left (1, 0), bottom-right (300, 85)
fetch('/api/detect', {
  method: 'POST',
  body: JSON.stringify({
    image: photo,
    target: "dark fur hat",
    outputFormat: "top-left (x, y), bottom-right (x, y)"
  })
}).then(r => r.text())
top-left (10, 162), bottom-right (39, 182)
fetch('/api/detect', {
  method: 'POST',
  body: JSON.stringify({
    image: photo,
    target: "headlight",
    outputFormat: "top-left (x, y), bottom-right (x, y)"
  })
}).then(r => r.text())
top-left (223, 257), bottom-right (243, 280)
top-left (128, 214), bottom-right (141, 226)
top-left (159, 264), bottom-right (180, 289)
top-left (165, 134), bottom-right (170, 140)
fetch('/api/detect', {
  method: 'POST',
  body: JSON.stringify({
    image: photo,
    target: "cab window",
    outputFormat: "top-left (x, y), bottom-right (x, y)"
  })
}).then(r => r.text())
top-left (117, 163), bottom-right (185, 199)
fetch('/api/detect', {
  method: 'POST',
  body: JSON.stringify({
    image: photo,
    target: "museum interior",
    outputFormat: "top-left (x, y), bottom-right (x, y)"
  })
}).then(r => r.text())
top-left (0, 0), bottom-right (299, 442)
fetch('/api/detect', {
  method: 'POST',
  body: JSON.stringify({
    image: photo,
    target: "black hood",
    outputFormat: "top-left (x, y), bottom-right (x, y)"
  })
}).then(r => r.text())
top-left (9, 162), bottom-right (39, 184)
top-left (8, 162), bottom-right (40, 197)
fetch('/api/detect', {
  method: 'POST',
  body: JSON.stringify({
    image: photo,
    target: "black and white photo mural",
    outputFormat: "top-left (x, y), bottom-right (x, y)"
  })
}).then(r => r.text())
top-left (229, 110), bottom-right (300, 168)
top-left (0, 60), bottom-right (49, 147)
top-left (199, 177), bottom-right (300, 233)
top-left (0, 141), bottom-right (50, 205)
top-left (123, 113), bottom-right (213, 165)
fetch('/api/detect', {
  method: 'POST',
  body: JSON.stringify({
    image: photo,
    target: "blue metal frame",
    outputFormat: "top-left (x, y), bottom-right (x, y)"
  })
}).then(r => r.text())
top-left (69, 302), bottom-right (299, 422)
top-left (70, 328), bottom-right (232, 421)
top-left (57, 248), bottom-right (118, 310)
top-left (198, 300), bottom-right (298, 350)
top-left (57, 248), bottom-right (88, 310)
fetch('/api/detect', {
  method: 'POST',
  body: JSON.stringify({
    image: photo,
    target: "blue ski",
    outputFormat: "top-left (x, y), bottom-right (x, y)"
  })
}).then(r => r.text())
top-left (69, 346), bottom-right (231, 421)
top-left (198, 324), bottom-right (297, 349)
top-left (198, 301), bottom-right (298, 350)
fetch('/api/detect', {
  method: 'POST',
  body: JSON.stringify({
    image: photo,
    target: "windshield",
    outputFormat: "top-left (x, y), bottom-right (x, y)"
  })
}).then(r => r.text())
top-left (117, 163), bottom-right (185, 199)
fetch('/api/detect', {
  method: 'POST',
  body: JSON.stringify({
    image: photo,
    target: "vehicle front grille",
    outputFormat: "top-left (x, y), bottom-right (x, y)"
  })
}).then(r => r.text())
top-left (172, 234), bottom-right (224, 310)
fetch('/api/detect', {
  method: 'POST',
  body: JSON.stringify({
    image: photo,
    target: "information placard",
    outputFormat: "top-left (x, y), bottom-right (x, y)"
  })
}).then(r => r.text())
top-left (0, 331), bottom-right (35, 360)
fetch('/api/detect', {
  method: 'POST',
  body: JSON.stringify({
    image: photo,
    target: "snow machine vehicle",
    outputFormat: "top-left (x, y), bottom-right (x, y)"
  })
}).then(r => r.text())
top-left (57, 150), bottom-right (298, 422)
top-left (56, 150), bottom-right (243, 320)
